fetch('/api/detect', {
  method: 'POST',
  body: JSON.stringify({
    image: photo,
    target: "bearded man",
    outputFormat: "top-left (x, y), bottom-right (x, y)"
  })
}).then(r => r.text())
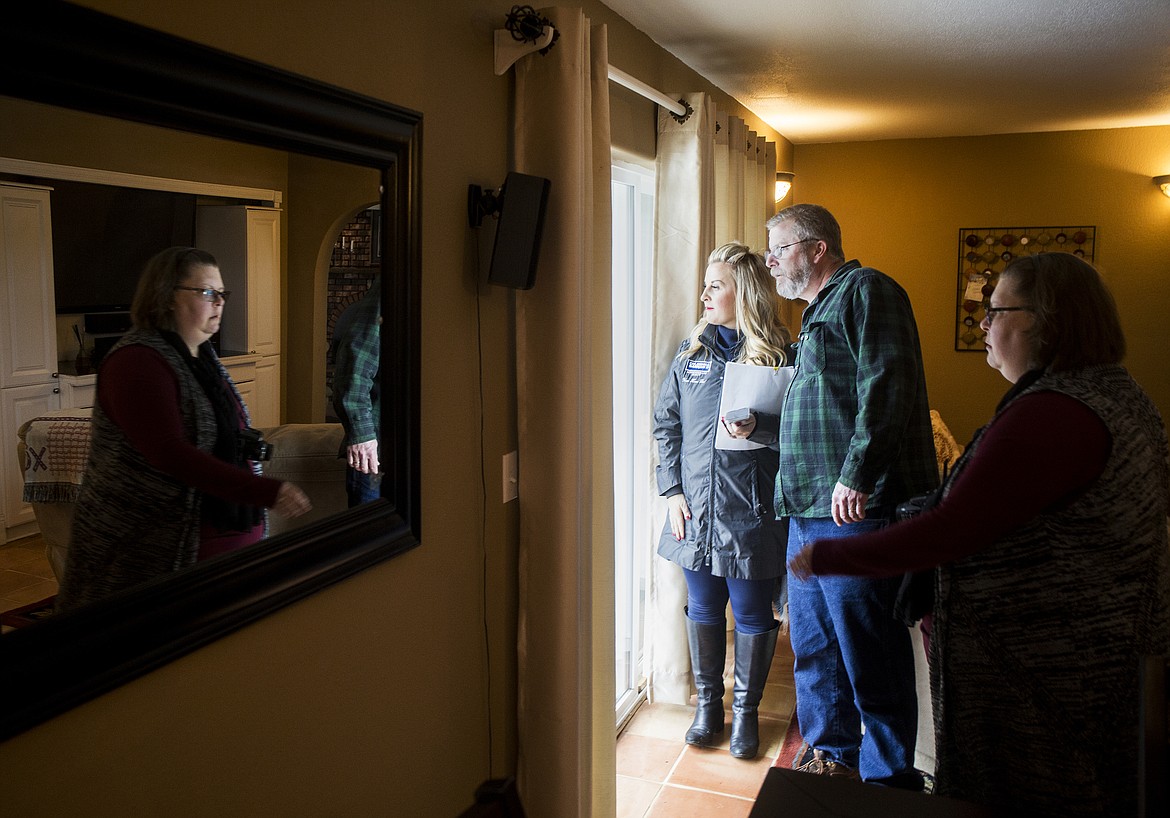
top-left (765, 203), bottom-right (937, 789)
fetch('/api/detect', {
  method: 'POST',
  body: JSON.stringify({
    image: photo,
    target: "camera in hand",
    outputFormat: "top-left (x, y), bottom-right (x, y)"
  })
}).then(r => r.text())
top-left (724, 407), bottom-right (752, 424)
top-left (238, 427), bottom-right (273, 462)
top-left (896, 492), bottom-right (936, 520)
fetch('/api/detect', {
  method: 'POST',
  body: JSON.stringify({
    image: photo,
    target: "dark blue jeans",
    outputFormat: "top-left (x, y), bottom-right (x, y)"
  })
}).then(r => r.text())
top-left (787, 516), bottom-right (918, 781)
top-left (682, 565), bottom-right (776, 634)
top-left (346, 468), bottom-right (381, 507)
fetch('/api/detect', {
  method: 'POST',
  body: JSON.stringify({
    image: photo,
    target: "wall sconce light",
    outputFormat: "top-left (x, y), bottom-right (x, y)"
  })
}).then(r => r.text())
top-left (1155, 175), bottom-right (1170, 197)
top-left (775, 171), bottom-right (795, 203)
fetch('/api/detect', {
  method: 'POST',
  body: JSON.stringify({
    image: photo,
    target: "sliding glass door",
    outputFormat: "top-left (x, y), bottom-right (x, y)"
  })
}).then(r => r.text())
top-left (612, 161), bottom-right (654, 729)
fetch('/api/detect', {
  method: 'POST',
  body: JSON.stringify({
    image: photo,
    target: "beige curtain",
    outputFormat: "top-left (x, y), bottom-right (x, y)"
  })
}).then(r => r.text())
top-left (763, 141), bottom-right (778, 241)
top-left (713, 109), bottom-right (731, 246)
top-left (723, 115), bottom-right (747, 246)
top-left (512, 7), bottom-right (615, 817)
top-left (645, 91), bottom-right (715, 705)
top-left (744, 134), bottom-right (770, 249)
top-left (645, 100), bottom-right (781, 706)
top-left (719, 114), bottom-right (773, 252)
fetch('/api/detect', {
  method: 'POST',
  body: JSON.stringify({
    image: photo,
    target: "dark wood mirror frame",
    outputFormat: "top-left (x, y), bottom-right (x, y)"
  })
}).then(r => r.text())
top-left (0, 0), bottom-right (422, 741)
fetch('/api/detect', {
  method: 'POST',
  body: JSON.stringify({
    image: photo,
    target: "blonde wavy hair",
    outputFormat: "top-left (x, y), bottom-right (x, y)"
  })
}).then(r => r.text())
top-left (679, 242), bottom-right (790, 366)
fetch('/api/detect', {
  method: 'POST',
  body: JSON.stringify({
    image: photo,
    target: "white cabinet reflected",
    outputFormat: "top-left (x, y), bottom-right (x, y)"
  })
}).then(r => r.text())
top-left (0, 94), bottom-right (382, 615)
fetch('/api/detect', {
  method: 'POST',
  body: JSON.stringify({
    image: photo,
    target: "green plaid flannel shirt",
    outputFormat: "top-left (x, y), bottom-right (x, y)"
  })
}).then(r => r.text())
top-left (332, 287), bottom-right (381, 446)
top-left (775, 260), bottom-right (938, 517)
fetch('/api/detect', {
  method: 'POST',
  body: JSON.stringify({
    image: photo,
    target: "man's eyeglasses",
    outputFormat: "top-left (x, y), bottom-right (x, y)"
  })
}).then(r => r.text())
top-left (174, 286), bottom-right (231, 303)
top-left (766, 238), bottom-right (816, 260)
top-left (983, 305), bottom-right (1032, 324)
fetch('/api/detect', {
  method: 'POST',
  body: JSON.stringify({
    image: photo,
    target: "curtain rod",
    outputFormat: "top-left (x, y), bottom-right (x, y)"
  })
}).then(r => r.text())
top-left (492, 16), bottom-right (691, 121)
top-left (607, 65), bottom-right (688, 118)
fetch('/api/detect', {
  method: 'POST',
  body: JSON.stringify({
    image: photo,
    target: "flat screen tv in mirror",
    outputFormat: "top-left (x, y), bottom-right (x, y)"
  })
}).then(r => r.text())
top-left (0, 0), bottom-right (422, 742)
top-left (50, 180), bottom-right (198, 314)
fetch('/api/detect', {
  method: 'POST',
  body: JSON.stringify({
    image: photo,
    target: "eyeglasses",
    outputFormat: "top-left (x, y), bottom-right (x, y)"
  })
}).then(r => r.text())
top-left (983, 305), bottom-right (1033, 324)
top-left (766, 238), bottom-right (816, 260)
top-left (174, 286), bottom-right (231, 303)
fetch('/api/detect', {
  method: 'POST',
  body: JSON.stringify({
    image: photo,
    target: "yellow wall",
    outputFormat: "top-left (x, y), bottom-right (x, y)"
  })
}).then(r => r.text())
top-left (793, 127), bottom-right (1170, 443)
top-left (4, 4), bottom-right (1164, 816)
top-left (5, 4), bottom-right (1166, 815)
top-left (0, 2), bottom-right (784, 817)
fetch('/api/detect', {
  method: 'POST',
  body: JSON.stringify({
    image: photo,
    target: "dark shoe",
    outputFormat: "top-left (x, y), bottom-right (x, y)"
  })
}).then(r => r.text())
top-left (728, 622), bottom-right (779, 759)
top-left (796, 749), bottom-right (861, 781)
top-left (791, 742), bottom-right (814, 769)
top-left (684, 611), bottom-right (726, 747)
top-left (869, 769), bottom-right (929, 791)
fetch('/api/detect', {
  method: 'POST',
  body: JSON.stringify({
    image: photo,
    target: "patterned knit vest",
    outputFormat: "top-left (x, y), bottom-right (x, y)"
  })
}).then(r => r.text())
top-left (57, 331), bottom-right (221, 611)
top-left (930, 364), bottom-right (1170, 814)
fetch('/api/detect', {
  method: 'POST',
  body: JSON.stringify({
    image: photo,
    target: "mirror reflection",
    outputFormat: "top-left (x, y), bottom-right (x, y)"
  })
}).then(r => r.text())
top-left (327, 266), bottom-right (382, 508)
top-left (0, 95), bottom-right (382, 629)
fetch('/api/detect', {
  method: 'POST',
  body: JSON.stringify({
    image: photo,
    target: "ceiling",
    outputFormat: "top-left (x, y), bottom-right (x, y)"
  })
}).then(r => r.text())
top-left (603, 0), bottom-right (1170, 143)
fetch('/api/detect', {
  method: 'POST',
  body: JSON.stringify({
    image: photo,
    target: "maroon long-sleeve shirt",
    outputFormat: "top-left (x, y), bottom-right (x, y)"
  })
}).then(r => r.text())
top-left (98, 344), bottom-right (281, 558)
top-left (808, 391), bottom-right (1110, 577)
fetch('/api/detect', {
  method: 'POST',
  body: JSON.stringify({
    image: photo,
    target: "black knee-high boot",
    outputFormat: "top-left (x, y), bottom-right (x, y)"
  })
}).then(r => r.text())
top-left (684, 610), bottom-right (726, 746)
top-left (729, 622), bottom-right (779, 759)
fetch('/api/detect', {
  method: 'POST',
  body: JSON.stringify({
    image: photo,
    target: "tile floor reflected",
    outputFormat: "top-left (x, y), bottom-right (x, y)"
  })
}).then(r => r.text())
top-left (0, 534), bottom-right (56, 634)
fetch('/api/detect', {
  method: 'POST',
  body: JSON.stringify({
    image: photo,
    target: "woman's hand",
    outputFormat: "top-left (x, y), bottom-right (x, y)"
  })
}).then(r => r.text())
top-left (788, 544), bottom-right (816, 581)
top-left (667, 494), bottom-right (691, 541)
top-left (724, 414), bottom-right (757, 438)
top-left (273, 482), bottom-right (312, 518)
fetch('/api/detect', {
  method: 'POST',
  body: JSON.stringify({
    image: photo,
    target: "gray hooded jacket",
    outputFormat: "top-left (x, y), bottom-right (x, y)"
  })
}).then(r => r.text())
top-left (653, 325), bottom-right (788, 579)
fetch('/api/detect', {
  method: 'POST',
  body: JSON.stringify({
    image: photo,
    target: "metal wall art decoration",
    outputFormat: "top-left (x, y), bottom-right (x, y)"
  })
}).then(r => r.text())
top-left (955, 225), bottom-right (1096, 351)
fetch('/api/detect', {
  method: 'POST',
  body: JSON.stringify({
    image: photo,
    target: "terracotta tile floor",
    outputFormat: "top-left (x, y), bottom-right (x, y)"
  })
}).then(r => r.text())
top-left (0, 533), bottom-right (56, 634)
top-left (617, 630), bottom-right (797, 818)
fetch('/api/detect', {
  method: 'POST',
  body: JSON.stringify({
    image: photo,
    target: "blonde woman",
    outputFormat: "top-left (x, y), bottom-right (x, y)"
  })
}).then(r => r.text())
top-left (652, 242), bottom-right (791, 759)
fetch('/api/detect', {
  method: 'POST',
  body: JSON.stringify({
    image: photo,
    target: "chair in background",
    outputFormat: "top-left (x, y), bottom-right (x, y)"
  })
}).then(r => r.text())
top-left (929, 409), bottom-right (963, 480)
top-left (15, 413), bottom-right (349, 582)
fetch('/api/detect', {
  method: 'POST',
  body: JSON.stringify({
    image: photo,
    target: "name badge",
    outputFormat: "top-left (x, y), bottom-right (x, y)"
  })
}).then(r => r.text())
top-left (683, 358), bottom-right (711, 383)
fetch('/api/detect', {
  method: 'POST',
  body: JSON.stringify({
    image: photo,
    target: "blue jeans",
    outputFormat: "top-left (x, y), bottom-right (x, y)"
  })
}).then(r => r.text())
top-left (346, 468), bottom-right (381, 507)
top-left (787, 516), bottom-right (918, 782)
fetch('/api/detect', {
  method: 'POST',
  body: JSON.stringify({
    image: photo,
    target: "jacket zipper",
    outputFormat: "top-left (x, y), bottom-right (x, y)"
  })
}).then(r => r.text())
top-left (703, 350), bottom-right (723, 568)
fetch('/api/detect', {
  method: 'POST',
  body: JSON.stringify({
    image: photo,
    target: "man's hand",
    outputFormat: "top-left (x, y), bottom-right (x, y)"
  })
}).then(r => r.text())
top-left (831, 481), bottom-right (869, 526)
top-left (347, 440), bottom-right (379, 475)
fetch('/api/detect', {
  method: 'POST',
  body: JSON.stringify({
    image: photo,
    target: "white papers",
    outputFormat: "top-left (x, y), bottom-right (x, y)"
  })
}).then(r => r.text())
top-left (715, 362), bottom-right (793, 450)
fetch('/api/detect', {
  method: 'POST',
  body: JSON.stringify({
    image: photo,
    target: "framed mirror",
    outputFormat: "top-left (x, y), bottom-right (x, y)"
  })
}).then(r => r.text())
top-left (0, 0), bottom-right (421, 740)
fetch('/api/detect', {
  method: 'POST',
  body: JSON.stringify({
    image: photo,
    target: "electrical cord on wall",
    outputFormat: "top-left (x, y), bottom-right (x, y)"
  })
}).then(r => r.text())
top-left (472, 225), bottom-right (495, 777)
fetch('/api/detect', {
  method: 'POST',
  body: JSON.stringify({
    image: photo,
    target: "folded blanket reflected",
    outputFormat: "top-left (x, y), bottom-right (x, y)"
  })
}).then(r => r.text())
top-left (19, 413), bottom-right (92, 503)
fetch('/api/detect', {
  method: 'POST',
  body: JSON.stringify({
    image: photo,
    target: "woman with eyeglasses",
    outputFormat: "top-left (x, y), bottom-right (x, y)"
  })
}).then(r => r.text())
top-left (58, 247), bottom-right (311, 611)
top-left (789, 252), bottom-right (1170, 816)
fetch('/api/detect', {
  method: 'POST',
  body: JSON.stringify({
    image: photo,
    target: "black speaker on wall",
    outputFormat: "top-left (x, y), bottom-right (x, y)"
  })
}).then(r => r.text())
top-left (468, 172), bottom-right (551, 290)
